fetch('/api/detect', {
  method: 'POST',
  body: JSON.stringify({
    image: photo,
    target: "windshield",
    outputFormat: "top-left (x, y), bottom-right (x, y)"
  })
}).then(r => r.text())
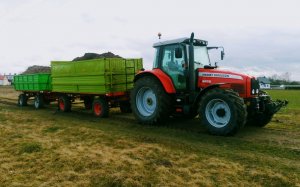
top-left (194, 46), bottom-right (210, 69)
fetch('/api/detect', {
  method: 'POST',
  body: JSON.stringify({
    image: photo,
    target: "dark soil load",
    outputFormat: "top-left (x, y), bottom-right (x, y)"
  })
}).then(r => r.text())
top-left (21, 52), bottom-right (122, 74)
top-left (72, 52), bottom-right (122, 61)
top-left (22, 65), bottom-right (51, 74)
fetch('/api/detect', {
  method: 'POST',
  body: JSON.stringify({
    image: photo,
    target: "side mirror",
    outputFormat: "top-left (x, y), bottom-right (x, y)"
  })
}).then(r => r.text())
top-left (221, 51), bottom-right (225, 60)
top-left (175, 48), bottom-right (182, 59)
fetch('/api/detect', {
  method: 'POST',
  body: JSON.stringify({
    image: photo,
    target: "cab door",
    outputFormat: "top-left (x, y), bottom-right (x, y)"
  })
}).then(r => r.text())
top-left (160, 45), bottom-right (187, 90)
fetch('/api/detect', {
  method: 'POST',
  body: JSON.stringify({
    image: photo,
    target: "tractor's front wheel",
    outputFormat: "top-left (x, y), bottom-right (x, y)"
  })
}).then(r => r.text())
top-left (198, 88), bottom-right (247, 135)
top-left (131, 76), bottom-right (172, 124)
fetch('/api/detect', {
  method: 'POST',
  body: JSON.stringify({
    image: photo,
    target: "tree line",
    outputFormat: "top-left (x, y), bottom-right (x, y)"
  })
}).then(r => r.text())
top-left (268, 72), bottom-right (300, 85)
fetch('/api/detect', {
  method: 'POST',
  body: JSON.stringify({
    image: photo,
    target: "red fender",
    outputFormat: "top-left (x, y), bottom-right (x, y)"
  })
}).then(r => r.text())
top-left (134, 69), bottom-right (176, 94)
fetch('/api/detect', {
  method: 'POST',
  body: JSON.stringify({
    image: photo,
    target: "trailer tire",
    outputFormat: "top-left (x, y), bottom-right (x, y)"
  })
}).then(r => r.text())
top-left (120, 101), bottom-right (132, 113)
top-left (18, 94), bottom-right (28, 106)
top-left (34, 94), bottom-right (44, 109)
top-left (58, 95), bottom-right (71, 112)
top-left (131, 76), bottom-right (172, 125)
top-left (198, 88), bottom-right (247, 136)
top-left (93, 98), bottom-right (109, 118)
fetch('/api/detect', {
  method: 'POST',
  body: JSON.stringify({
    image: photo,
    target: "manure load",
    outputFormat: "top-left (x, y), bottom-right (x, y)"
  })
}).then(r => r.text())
top-left (51, 58), bottom-right (143, 94)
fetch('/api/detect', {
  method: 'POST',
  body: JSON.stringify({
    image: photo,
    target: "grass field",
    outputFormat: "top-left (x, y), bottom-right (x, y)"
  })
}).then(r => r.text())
top-left (0, 86), bottom-right (299, 186)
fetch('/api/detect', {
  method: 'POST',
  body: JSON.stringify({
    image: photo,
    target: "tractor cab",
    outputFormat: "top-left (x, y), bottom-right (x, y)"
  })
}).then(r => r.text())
top-left (152, 35), bottom-right (224, 92)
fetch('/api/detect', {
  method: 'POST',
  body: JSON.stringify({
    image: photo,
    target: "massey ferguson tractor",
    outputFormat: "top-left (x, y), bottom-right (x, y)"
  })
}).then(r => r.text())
top-left (130, 33), bottom-right (287, 135)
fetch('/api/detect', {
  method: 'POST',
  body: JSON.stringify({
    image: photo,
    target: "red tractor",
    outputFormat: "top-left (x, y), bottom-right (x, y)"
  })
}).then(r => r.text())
top-left (130, 33), bottom-right (287, 135)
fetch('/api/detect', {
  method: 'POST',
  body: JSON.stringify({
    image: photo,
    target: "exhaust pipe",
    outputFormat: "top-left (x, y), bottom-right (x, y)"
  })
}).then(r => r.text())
top-left (189, 32), bottom-right (195, 91)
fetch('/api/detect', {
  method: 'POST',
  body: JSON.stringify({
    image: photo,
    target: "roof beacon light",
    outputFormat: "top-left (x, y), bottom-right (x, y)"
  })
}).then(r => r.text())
top-left (158, 32), bottom-right (162, 40)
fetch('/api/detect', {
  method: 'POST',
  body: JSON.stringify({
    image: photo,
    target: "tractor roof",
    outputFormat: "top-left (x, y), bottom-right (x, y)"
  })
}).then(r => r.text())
top-left (153, 37), bottom-right (207, 47)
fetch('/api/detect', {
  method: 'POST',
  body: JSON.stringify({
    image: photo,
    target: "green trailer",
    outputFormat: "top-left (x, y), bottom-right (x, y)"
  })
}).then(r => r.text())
top-left (14, 73), bottom-right (54, 109)
top-left (50, 58), bottom-right (143, 117)
top-left (14, 58), bottom-right (143, 116)
top-left (51, 58), bottom-right (143, 94)
top-left (14, 73), bottom-right (52, 91)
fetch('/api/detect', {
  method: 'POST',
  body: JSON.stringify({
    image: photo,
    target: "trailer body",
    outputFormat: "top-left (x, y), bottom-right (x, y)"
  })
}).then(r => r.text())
top-left (51, 58), bottom-right (143, 94)
top-left (14, 73), bottom-right (52, 91)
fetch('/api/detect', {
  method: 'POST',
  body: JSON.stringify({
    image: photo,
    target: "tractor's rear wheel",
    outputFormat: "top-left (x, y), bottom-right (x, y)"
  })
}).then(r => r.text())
top-left (131, 76), bottom-right (172, 124)
top-left (92, 98), bottom-right (109, 118)
top-left (198, 88), bottom-right (247, 136)
top-left (58, 95), bottom-right (71, 112)
top-left (34, 94), bottom-right (44, 109)
top-left (18, 94), bottom-right (28, 106)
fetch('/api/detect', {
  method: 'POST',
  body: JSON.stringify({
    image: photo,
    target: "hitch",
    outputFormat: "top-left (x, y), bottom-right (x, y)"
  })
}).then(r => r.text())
top-left (266, 99), bottom-right (288, 115)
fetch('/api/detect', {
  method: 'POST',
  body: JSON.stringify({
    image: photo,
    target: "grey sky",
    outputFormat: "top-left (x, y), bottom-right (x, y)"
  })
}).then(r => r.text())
top-left (1, 0), bottom-right (300, 80)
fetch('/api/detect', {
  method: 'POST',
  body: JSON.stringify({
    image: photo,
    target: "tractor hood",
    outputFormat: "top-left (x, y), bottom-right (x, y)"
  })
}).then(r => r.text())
top-left (198, 68), bottom-right (256, 98)
top-left (198, 68), bottom-right (254, 81)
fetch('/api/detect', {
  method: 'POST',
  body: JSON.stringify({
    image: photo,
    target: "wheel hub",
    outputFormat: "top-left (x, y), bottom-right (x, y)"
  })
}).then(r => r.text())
top-left (205, 99), bottom-right (231, 128)
top-left (216, 108), bottom-right (226, 117)
top-left (146, 98), bottom-right (153, 106)
top-left (136, 87), bottom-right (157, 117)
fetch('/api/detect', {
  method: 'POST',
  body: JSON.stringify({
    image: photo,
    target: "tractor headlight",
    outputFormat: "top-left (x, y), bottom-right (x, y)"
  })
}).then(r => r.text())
top-left (251, 78), bottom-right (260, 95)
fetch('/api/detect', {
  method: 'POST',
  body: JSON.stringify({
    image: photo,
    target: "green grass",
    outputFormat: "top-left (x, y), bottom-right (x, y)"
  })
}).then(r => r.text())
top-left (19, 142), bottom-right (42, 154)
top-left (266, 89), bottom-right (300, 109)
top-left (0, 87), bottom-right (299, 186)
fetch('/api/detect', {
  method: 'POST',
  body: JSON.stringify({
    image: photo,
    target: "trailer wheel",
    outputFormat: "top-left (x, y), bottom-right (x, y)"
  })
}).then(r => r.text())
top-left (131, 76), bottom-right (172, 124)
top-left (93, 98), bottom-right (109, 118)
top-left (58, 95), bottom-right (71, 112)
top-left (34, 94), bottom-right (44, 109)
top-left (18, 94), bottom-right (28, 106)
top-left (198, 88), bottom-right (247, 136)
top-left (120, 101), bottom-right (132, 113)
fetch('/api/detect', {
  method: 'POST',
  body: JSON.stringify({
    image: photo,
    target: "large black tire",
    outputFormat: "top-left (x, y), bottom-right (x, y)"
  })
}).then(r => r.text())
top-left (58, 95), bottom-right (71, 112)
top-left (198, 88), bottom-right (247, 136)
top-left (34, 94), bottom-right (44, 109)
top-left (120, 101), bottom-right (132, 113)
top-left (18, 94), bottom-right (28, 106)
top-left (92, 98), bottom-right (109, 118)
top-left (247, 113), bottom-right (273, 127)
top-left (130, 76), bottom-right (173, 124)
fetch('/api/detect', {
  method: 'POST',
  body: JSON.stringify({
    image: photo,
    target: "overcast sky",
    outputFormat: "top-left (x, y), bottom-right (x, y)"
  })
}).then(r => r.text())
top-left (1, 0), bottom-right (300, 80)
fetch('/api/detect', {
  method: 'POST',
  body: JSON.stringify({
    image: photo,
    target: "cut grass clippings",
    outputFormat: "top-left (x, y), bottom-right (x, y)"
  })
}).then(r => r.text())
top-left (0, 86), bottom-right (299, 186)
